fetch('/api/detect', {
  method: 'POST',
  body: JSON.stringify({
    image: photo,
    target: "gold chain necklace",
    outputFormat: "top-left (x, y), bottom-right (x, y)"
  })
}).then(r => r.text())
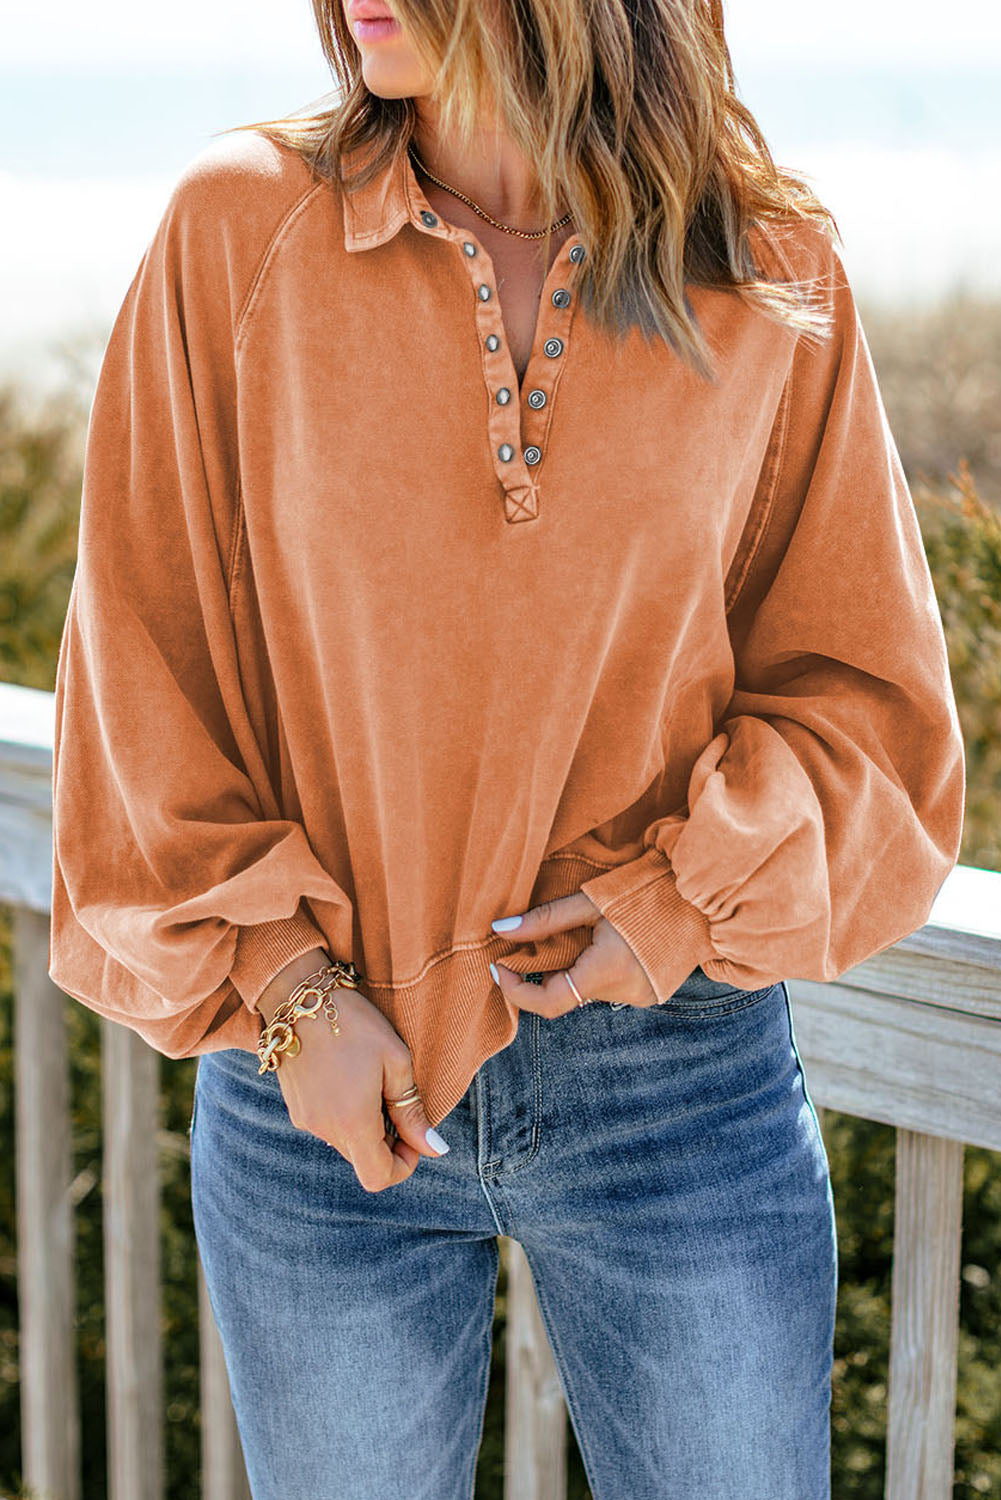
top-left (407, 144), bottom-right (575, 240)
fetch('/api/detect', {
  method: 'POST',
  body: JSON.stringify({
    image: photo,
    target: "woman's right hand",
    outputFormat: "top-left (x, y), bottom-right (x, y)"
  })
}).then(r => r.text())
top-left (255, 948), bottom-right (449, 1192)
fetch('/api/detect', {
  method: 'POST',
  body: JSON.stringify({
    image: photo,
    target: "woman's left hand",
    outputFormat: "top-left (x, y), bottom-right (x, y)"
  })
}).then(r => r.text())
top-left (489, 892), bottom-right (660, 1015)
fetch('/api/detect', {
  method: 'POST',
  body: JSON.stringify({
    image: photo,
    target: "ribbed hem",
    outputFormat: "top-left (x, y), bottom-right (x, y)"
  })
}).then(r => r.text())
top-left (578, 846), bottom-right (716, 1003)
top-left (229, 900), bottom-right (331, 1009)
top-left (197, 853), bottom-right (717, 1132)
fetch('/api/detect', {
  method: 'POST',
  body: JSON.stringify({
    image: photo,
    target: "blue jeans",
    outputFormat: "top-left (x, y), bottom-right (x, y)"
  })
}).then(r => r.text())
top-left (190, 970), bottom-right (837, 1499)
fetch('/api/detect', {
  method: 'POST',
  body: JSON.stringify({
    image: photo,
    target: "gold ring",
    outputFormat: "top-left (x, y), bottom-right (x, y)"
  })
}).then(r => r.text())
top-left (564, 971), bottom-right (590, 1008)
top-left (385, 1085), bottom-right (423, 1109)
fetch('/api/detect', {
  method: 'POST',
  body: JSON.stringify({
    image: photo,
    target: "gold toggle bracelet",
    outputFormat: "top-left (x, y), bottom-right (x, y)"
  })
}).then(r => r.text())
top-left (255, 959), bottom-right (364, 1076)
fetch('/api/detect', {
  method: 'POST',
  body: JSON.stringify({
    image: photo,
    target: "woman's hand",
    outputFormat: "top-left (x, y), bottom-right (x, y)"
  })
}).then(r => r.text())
top-left (255, 949), bottom-right (449, 1193)
top-left (488, 894), bottom-right (660, 1015)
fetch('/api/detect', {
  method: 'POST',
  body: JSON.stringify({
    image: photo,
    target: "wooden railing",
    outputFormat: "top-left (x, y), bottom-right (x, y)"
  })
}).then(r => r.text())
top-left (3, 677), bottom-right (1000, 1500)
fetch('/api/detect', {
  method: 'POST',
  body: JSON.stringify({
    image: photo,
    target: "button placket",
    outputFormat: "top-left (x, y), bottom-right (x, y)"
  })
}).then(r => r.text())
top-left (404, 170), bottom-right (584, 522)
top-left (404, 199), bottom-right (529, 512)
top-left (499, 268), bottom-right (577, 522)
top-left (471, 271), bottom-right (537, 509)
top-left (520, 279), bottom-right (579, 473)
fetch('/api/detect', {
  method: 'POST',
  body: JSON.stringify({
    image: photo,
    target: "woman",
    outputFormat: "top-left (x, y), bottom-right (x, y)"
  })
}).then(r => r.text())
top-left (48, 0), bottom-right (966, 1495)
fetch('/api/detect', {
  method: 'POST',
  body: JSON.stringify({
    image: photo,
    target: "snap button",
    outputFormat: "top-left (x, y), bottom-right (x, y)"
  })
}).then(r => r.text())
top-left (486, 333), bottom-right (501, 351)
top-left (527, 389), bottom-right (547, 409)
top-left (552, 288), bottom-right (571, 309)
top-left (496, 387), bottom-right (512, 405)
top-left (498, 443), bottom-right (515, 462)
top-left (420, 210), bottom-right (438, 227)
top-left (524, 446), bottom-right (542, 465)
top-left (543, 337), bottom-right (564, 358)
top-left (478, 284), bottom-right (492, 301)
top-left (569, 244), bottom-right (585, 263)
top-left (463, 241), bottom-right (477, 256)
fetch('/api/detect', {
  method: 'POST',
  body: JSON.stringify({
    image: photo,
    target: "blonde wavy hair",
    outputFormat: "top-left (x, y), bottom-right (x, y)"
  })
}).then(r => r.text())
top-left (226, 0), bottom-right (840, 381)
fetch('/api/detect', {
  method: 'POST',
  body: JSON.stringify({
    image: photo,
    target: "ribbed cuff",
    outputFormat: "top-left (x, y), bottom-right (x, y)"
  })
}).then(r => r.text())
top-left (579, 846), bottom-right (716, 1003)
top-left (229, 900), bottom-right (331, 1010)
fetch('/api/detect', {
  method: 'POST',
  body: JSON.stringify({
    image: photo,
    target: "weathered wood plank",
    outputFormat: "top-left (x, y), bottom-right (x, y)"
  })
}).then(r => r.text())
top-left (786, 980), bottom-right (1001, 1151)
top-left (886, 1131), bottom-right (964, 1500)
top-left (832, 943), bottom-right (1001, 1023)
top-left (13, 906), bottom-right (81, 1500)
top-left (103, 1021), bottom-right (163, 1500)
top-left (504, 1236), bottom-right (567, 1500)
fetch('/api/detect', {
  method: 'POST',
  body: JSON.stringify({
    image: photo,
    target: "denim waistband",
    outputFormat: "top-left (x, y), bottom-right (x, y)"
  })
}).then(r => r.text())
top-left (523, 963), bottom-right (758, 1005)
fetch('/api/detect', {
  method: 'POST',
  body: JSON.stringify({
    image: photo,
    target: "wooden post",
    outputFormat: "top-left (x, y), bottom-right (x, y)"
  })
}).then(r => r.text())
top-left (13, 906), bottom-right (81, 1500)
top-left (198, 1253), bottom-right (252, 1500)
top-left (885, 1129), bottom-right (964, 1500)
top-left (102, 1021), bottom-right (164, 1500)
top-left (504, 1236), bottom-right (567, 1500)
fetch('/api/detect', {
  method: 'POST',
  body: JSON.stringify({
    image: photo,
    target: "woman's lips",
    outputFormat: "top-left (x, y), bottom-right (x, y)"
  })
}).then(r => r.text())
top-left (352, 15), bottom-right (402, 41)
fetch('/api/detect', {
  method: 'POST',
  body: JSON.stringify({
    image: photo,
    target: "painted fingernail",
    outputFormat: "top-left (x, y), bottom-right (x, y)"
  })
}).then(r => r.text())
top-left (426, 1127), bottom-right (450, 1155)
top-left (492, 915), bottom-right (523, 931)
top-left (489, 962), bottom-right (500, 984)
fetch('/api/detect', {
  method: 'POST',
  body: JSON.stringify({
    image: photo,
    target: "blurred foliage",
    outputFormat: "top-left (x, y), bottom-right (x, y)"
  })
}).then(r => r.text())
top-left (0, 290), bottom-right (1000, 1498)
top-left (917, 459), bottom-right (1001, 873)
top-left (0, 382), bottom-right (85, 689)
top-left (863, 292), bottom-right (1001, 512)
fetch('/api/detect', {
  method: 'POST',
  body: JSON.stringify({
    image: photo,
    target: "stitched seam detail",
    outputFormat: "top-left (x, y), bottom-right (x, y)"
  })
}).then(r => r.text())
top-left (347, 207), bottom-right (409, 245)
top-left (368, 851), bottom-right (615, 990)
top-left (724, 358), bottom-right (794, 615)
top-left (539, 849), bottom-right (633, 871)
top-left (724, 216), bottom-right (813, 615)
top-left (656, 983), bottom-right (779, 1017)
top-left (372, 932), bottom-right (513, 991)
top-left (226, 476), bottom-right (247, 611)
top-left (350, 222), bottom-right (401, 244)
top-left (505, 488), bottom-right (537, 521)
top-left (228, 176), bottom-right (330, 613)
top-left (235, 180), bottom-right (329, 353)
top-left (590, 857), bottom-right (674, 912)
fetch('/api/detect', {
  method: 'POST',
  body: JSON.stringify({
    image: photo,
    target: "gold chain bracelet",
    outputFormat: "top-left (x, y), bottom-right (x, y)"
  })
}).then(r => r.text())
top-left (255, 959), bottom-right (364, 1076)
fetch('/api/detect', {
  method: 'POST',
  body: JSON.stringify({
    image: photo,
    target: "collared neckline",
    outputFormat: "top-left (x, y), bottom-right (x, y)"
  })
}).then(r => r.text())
top-left (339, 131), bottom-right (588, 524)
top-left (341, 135), bottom-right (583, 258)
top-left (341, 136), bottom-right (433, 253)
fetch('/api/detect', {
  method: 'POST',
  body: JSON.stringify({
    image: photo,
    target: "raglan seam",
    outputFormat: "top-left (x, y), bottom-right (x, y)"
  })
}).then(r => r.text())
top-left (218, 150), bottom-right (329, 609)
top-left (724, 360), bottom-right (794, 614)
top-left (724, 215), bottom-right (823, 615)
top-left (235, 178), bottom-right (330, 353)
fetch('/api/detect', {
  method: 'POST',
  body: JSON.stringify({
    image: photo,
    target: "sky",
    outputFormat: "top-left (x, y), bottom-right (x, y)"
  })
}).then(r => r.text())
top-left (4, 0), bottom-right (1001, 71)
top-left (2, 1), bottom-right (1000, 395)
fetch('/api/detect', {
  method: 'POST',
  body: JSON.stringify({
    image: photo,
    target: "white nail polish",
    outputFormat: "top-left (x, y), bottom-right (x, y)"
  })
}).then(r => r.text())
top-left (489, 962), bottom-right (499, 984)
top-left (492, 915), bottom-right (523, 930)
top-left (426, 1126), bottom-right (450, 1155)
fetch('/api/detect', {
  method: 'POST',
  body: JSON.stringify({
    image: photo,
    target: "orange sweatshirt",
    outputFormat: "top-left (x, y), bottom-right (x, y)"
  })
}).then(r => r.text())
top-left (48, 126), bottom-right (966, 1129)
